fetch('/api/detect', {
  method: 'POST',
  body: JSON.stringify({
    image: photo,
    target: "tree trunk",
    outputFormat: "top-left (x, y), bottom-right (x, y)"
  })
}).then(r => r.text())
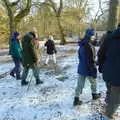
top-left (107, 0), bottom-right (118, 30)
top-left (56, 16), bottom-right (66, 45)
top-left (9, 13), bottom-right (15, 40)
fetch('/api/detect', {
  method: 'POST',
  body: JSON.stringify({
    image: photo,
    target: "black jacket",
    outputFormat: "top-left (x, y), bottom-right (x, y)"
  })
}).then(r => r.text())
top-left (97, 31), bottom-right (112, 73)
top-left (45, 39), bottom-right (57, 55)
top-left (98, 28), bottom-right (120, 86)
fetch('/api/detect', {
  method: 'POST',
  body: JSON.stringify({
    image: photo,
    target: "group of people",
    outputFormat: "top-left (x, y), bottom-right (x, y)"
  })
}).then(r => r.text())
top-left (9, 31), bottom-right (57, 86)
top-left (73, 24), bottom-right (120, 119)
top-left (9, 24), bottom-right (120, 119)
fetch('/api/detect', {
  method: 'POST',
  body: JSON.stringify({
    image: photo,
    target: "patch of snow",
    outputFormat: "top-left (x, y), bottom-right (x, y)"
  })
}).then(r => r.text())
top-left (0, 45), bottom-right (119, 120)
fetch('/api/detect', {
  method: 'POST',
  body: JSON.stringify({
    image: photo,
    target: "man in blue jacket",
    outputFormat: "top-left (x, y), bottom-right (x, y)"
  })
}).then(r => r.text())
top-left (9, 32), bottom-right (23, 80)
top-left (98, 24), bottom-right (120, 119)
top-left (73, 27), bottom-right (101, 106)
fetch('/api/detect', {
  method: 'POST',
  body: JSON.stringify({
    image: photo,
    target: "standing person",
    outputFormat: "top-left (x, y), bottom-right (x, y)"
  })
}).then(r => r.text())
top-left (98, 24), bottom-right (120, 119)
top-left (45, 35), bottom-right (57, 65)
top-left (21, 31), bottom-right (43, 86)
top-left (73, 32), bottom-right (101, 106)
top-left (9, 32), bottom-right (23, 80)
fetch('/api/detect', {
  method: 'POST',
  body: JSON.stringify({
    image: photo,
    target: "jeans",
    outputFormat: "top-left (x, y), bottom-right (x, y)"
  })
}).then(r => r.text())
top-left (105, 86), bottom-right (120, 118)
top-left (75, 74), bottom-right (97, 97)
top-left (45, 54), bottom-right (56, 64)
top-left (11, 57), bottom-right (21, 78)
top-left (22, 65), bottom-right (40, 82)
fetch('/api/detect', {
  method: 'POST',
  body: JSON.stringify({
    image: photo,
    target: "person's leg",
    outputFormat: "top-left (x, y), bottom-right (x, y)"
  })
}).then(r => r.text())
top-left (15, 58), bottom-right (21, 79)
top-left (21, 67), bottom-right (29, 85)
top-left (74, 75), bottom-right (86, 105)
top-left (105, 82), bottom-right (111, 104)
top-left (32, 65), bottom-right (43, 85)
top-left (45, 54), bottom-right (50, 65)
top-left (75, 75), bottom-right (86, 97)
top-left (52, 54), bottom-right (56, 64)
top-left (10, 57), bottom-right (16, 77)
top-left (89, 77), bottom-right (101, 100)
top-left (105, 86), bottom-right (120, 119)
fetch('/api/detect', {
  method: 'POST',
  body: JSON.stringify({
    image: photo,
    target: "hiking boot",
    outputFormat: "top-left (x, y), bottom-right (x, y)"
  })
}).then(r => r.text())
top-left (21, 80), bottom-right (29, 86)
top-left (36, 79), bottom-right (43, 85)
top-left (44, 63), bottom-right (48, 66)
top-left (16, 76), bottom-right (22, 80)
top-left (92, 93), bottom-right (101, 100)
top-left (73, 97), bottom-right (82, 106)
top-left (10, 72), bottom-right (15, 78)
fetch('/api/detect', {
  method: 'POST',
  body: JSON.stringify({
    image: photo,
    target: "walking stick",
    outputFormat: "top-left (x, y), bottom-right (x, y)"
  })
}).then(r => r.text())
top-left (26, 72), bottom-right (33, 92)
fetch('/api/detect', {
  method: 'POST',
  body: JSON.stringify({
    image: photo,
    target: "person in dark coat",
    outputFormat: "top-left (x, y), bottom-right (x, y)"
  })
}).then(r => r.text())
top-left (73, 35), bottom-right (101, 106)
top-left (99, 24), bottom-right (120, 119)
top-left (97, 30), bottom-right (112, 73)
top-left (9, 32), bottom-right (22, 80)
top-left (45, 35), bottom-right (57, 65)
top-left (21, 31), bottom-right (43, 86)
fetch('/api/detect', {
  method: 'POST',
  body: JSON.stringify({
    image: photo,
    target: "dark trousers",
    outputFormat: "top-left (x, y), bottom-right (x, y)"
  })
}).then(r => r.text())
top-left (22, 65), bottom-right (40, 82)
top-left (105, 85), bottom-right (120, 118)
top-left (11, 57), bottom-right (21, 78)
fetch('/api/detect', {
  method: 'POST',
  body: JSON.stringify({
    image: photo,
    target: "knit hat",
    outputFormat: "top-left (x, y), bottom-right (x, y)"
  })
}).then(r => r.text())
top-left (12, 32), bottom-right (19, 40)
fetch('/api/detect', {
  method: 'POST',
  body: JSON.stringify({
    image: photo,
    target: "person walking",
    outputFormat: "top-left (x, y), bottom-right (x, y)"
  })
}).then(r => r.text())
top-left (98, 24), bottom-right (120, 119)
top-left (73, 30), bottom-right (101, 106)
top-left (9, 32), bottom-right (23, 80)
top-left (45, 35), bottom-right (57, 65)
top-left (21, 31), bottom-right (43, 86)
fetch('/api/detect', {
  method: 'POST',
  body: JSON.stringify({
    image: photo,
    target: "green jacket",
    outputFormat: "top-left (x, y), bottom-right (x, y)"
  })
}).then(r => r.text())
top-left (22, 33), bottom-right (38, 67)
top-left (9, 39), bottom-right (23, 58)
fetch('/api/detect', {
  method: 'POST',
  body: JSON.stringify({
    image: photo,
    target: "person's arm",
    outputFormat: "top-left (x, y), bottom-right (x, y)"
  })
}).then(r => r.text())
top-left (52, 41), bottom-right (57, 53)
top-left (97, 39), bottom-right (107, 73)
top-left (45, 41), bottom-right (48, 47)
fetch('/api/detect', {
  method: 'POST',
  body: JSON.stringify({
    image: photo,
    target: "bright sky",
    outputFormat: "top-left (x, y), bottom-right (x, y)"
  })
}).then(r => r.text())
top-left (10, 0), bottom-right (108, 17)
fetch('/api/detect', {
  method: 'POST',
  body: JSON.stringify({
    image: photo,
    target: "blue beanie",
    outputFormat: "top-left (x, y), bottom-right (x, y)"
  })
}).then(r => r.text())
top-left (12, 32), bottom-right (19, 40)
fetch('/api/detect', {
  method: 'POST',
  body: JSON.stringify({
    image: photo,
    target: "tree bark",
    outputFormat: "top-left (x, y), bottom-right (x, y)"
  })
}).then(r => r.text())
top-left (56, 16), bottom-right (66, 45)
top-left (2, 0), bottom-right (32, 41)
top-left (107, 0), bottom-right (118, 30)
top-left (3, 0), bottom-right (15, 39)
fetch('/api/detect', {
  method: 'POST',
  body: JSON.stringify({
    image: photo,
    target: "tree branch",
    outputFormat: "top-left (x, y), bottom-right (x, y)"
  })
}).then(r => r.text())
top-left (9, 0), bottom-right (20, 7)
top-left (93, 0), bottom-right (105, 23)
top-left (14, 0), bottom-right (32, 27)
top-left (58, 0), bottom-right (63, 16)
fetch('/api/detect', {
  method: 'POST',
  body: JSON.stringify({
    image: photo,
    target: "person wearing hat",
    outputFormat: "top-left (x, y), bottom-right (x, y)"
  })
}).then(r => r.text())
top-left (21, 31), bottom-right (43, 86)
top-left (9, 32), bottom-right (23, 80)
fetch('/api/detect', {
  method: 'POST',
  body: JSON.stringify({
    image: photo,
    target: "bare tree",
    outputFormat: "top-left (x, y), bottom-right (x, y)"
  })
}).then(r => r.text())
top-left (46, 0), bottom-right (65, 44)
top-left (1, 0), bottom-right (32, 40)
top-left (33, 0), bottom-right (65, 44)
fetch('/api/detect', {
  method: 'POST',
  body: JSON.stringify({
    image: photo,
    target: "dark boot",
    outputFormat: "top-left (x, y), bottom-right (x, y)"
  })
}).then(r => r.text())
top-left (21, 80), bottom-right (29, 86)
top-left (73, 97), bottom-right (82, 106)
top-left (92, 93), bottom-right (101, 100)
top-left (16, 75), bottom-right (22, 80)
top-left (36, 79), bottom-right (43, 85)
top-left (10, 72), bottom-right (15, 78)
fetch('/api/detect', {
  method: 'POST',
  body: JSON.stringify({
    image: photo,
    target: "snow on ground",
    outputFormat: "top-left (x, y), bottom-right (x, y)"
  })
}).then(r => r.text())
top-left (0, 45), bottom-right (120, 120)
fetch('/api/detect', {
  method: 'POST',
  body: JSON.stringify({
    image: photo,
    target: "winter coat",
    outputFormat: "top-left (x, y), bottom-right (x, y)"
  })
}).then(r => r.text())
top-left (78, 37), bottom-right (97, 78)
top-left (22, 32), bottom-right (38, 67)
top-left (45, 39), bottom-right (57, 55)
top-left (97, 31), bottom-right (112, 73)
top-left (9, 32), bottom-right (23, 59)
top-left (102, 28), bottom-right (120, 86)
